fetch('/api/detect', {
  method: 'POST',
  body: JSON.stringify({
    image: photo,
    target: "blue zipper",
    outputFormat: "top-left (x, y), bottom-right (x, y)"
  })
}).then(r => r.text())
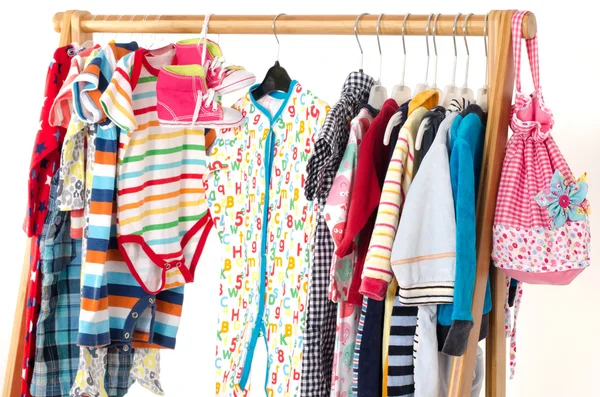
top-left (239, 81), bottom-right (297, 389)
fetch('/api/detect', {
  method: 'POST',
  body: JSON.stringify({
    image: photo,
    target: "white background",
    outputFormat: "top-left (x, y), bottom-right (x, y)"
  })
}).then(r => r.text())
top-left (0, 1), bottom-right (598, 396)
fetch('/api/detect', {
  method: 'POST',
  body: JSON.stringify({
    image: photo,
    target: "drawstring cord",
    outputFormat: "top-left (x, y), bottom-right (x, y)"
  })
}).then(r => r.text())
top-left (504, 278), bottom-right (523, 379)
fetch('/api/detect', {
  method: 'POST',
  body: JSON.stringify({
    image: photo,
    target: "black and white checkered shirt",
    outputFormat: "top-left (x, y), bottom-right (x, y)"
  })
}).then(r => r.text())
top-left (305, 72), bottom-right (375, 202)
top-left (301, 72), bottom-right (375, 397)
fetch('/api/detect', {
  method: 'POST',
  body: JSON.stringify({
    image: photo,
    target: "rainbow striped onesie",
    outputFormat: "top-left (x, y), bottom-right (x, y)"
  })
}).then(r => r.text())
top-left (102, 47), bottom-right (213, 295)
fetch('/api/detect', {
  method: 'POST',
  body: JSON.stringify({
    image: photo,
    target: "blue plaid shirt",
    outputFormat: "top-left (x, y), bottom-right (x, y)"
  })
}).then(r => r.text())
top-left (30, 175), bottom-right (133, 397)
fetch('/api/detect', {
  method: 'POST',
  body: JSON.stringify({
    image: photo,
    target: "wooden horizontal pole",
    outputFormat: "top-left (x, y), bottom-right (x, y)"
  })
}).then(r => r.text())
top-left (52, 13), bottom-right (536, 38)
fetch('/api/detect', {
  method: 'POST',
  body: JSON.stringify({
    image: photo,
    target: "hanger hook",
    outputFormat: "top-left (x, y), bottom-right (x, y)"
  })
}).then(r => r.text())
top-left (376, 13), bottom-right (384, 83)
top-left (401, 13), bottom-right (409, 56)
top-left (462, 13), bottom-right (473, 89)
top-left (452, 13), bottom-right (462, 57)
top-left (463, 13), bottom-right (473, 56)
top-left (91, 14), bottom-right (100, 45)
top-left (129, 15), bottom-right (136, 43)
top-left (154, 15), bottom-right (164, 48)
top-left (200, 14), bottom-right (213, 66)
top-left (483, 13), bottom-right (488, 58)
top-left (376, 14), bottom-right (384, 56)
top-left (424, 13), bottom-right (433, 84)
top-left (432, 13), bottom-right (440, 56)
top-left (483, 13), bottom-right (489, 88)
top-left (431, 13), bottom-right (441, 88)
top-left (425, 13), bottom-right (432, 57)
top-left (354, 13), bottom-right (369, 72)
top-left (113, 15), bottom-right (125, 42)
top-left (450, 12), bottom-right (462, 85)
top-left (273, 13), bottom-right (286, 64)
top-left (400, 13), bottom-right (410, 85)
top-left (142, 15), bottom-right (151, 48)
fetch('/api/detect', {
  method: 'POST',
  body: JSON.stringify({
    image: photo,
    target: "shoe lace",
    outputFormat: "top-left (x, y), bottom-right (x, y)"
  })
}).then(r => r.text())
top-left (192, 88), bottom-right (218, 125)
top-left (208, 56), bottom-right (229, 79)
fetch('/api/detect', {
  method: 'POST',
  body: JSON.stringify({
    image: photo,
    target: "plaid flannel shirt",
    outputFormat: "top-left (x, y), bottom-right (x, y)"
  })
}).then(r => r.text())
top-left (30, 176), bottom-right (133, 397)
top-left (302, 71), bottom-right (374, 397)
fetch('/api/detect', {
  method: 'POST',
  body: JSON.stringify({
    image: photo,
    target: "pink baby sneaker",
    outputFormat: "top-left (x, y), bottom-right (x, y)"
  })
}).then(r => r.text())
top-left (156, 65), bottom-right (245, 128)
top-left (176, 38), bottom-right (256, 95)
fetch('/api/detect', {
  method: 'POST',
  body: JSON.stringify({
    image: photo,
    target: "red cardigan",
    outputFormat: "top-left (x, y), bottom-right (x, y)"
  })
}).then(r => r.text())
top-left (336, 98), bottom-right (399, 304)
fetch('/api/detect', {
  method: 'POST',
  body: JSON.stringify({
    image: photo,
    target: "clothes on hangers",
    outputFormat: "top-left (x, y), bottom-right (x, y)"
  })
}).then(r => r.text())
top-left (102, 46), bottom-right (211, 295)
top-left (21, 44), bottom-right (78, 397)
top-left (51, 45), bottom-right (100, 239)
top-left (437, 104), bottom-right (493, 357)
top-left (360, 91), bottom-right (439, 301)
top-left (71, 43), bottom-right (180, 397)
top-left (335, 98), bottom-right (399, 304)
top-left (383, 98), bottom-right (450, 397)
top-left (206, 81), bottom-right (328, 396)
top-left (24, 41), bottom-right (138, 397)
top-left (303, 71), bottom-right (374, 397)
top-left (416, 106), bottom-right (446, 166)
top-left (379, 100), bottom-right (410, 397)
top-left (73, 40), bottom-right (140, 347)
top-left (326, 105), bottom-right (378, 397)
top-left (325, 105), bottom-right (378, 303)
top-left (16, 25), bottom-right (521, 397)
top-left (336, 98), bottom-right (399, 397)
top-left (30, 174), bottom-right (82, 397)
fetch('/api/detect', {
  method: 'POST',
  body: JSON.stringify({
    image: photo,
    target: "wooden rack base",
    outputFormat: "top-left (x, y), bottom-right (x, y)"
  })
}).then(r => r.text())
top-left (4, 10), bottom-right (533, 397)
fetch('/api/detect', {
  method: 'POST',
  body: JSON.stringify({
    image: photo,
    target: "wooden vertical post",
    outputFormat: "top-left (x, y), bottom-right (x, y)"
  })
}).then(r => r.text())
top-left (446, 9), bottom-right (518, 397)
top-left (58, 10), bottom-right (75, 47)
top-left (3, 241), bottom-right (32, 397)
top-left (2, 10), bottom-right (75, 397)
top-left (71, 11), bottom-right (93, 45)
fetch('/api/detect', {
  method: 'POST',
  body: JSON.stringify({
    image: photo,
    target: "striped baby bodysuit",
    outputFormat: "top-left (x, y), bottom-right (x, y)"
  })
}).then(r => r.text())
top-left (101, 47), bottom-right (213, 295)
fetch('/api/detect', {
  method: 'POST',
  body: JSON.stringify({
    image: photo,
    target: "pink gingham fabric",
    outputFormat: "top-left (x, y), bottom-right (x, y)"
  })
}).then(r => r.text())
top-left (492, 9), bottom-right (590, 280)
top-left (492, 10), bottom-right (591, 378)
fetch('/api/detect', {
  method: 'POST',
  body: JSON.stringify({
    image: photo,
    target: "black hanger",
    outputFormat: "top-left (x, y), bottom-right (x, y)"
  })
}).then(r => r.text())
top-left (251, 14), bottom-right (292, 100)
top-left (251, 61), bottom-right (292, 100)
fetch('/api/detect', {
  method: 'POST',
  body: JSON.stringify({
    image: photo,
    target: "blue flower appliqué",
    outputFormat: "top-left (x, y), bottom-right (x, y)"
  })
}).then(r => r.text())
top-left (535, 170), bottom-right (589, 229)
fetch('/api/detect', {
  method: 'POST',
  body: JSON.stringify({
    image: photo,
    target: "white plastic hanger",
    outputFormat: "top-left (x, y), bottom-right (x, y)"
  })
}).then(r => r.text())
top-left (144, 15), bottom-right (156, 49)
top-left (390, 14), bottom-right (412, 105)
top-left (476, 14), bottom-right (489, 111)
top-left (428, 13), bottom-right (442, 96)
top-left (460, 13), bottom-right (475, 102)
top-left (127, 15), bottom-right (136, 45)
top-left (414, 13), bottom-right (434, 96)
top-left (383, 15), bottom-right (411, 145)
top-left (415, 14), bottom-right (444, 150)
top-left (110, 15), bottom-right (125, 43)
top-left (80, 15), bottom-right (100, 49)
top-left (440, 13), bottom-right (463, 108)
top-left (131, 15), bottom-right (144, 47)
top-left (354, 13), bottom-right (369, 73)
top-left (367, 14), bottom-right (388, 109)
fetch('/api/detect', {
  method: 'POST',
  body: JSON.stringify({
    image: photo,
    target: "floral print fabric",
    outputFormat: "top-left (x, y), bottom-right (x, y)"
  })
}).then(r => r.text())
top-left (535, 170), bottom-right (589, 229)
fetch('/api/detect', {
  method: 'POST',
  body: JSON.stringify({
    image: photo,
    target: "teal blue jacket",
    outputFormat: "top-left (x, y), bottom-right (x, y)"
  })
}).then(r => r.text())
top-left (437, 106), bottom-right (492, 356)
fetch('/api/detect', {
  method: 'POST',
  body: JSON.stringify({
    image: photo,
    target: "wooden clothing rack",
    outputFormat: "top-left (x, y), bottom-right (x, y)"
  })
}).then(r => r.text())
top-left (3, 10), bottom-right (536, 397)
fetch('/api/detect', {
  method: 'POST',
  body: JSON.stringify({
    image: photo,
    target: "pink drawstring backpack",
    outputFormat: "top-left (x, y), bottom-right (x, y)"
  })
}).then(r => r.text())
top-left (491, 11), bottom-right (591, 377)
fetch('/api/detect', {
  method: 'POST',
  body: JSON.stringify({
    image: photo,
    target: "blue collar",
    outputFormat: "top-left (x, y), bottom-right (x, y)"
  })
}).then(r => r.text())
top-left (249, 80), bottom-right (298, 125)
